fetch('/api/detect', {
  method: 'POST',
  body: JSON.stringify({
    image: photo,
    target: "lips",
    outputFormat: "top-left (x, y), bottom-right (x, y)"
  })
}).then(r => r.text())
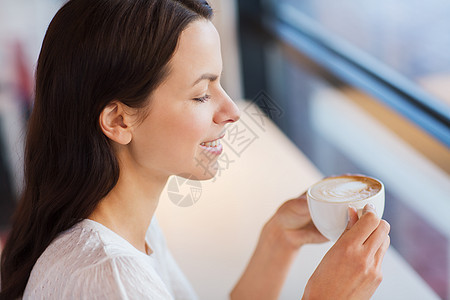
top-left (200, 139), bottom-right (221, 147)
top-left (200, 134), bottom-right (225, 147)
top-left (199, 134), bottom-right (224, 155)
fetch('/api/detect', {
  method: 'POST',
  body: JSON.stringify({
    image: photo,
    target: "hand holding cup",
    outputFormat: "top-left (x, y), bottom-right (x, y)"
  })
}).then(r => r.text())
top-left (306, 174), bottom-right (385, 241)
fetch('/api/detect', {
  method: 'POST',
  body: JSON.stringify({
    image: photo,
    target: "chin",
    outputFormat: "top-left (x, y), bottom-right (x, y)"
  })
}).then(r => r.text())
top-left (177, 161), bottom-right (219, 181)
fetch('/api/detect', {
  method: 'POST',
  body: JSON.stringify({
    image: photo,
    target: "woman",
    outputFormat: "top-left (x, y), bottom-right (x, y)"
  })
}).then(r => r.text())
top-left (0, 0), bottom-right (390, 299)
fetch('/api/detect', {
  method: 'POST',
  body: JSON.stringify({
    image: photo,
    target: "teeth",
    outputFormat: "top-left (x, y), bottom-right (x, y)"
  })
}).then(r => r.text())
top-left (200, 139), bottom-right (221, 147)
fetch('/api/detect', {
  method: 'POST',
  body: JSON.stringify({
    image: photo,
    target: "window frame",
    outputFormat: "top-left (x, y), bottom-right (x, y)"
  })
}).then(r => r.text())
top-left (255, 1), bottom-right (450, 147)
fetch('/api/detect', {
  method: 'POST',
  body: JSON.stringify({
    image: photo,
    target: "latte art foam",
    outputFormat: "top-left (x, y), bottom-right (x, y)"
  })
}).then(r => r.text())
top-left (309, 176), bottom-right (381, 203)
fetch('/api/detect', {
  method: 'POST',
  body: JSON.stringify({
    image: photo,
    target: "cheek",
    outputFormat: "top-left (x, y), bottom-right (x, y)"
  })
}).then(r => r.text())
top-left (172, 110), bottom-right (211, 149)
top-left (136, 108), bottom-right (211, 163)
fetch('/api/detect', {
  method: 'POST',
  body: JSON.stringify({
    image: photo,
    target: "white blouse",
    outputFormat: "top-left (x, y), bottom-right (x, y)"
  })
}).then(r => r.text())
top-left (23, 218), bottom-right (198, 299)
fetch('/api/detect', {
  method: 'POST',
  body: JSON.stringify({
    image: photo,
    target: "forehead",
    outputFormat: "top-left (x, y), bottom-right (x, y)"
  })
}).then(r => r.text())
top-left (166, 20), bottom-right (222, 88)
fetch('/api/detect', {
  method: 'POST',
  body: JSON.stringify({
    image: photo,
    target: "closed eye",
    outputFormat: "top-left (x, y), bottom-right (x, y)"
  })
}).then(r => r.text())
top-left (193, 94), bottom-right (211, 103)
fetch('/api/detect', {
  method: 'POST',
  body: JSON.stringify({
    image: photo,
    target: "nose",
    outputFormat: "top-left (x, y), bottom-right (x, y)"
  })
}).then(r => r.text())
top-left (213, 86), bottom-right (241, 125)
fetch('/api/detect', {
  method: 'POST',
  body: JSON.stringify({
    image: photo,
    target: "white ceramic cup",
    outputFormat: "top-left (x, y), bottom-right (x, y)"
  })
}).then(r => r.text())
top-left (307, 175), bottom-right (385, 241)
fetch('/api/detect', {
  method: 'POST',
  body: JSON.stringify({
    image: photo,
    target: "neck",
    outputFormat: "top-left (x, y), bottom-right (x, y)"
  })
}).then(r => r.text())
top-left (88, 153), bottom-right (168, 254)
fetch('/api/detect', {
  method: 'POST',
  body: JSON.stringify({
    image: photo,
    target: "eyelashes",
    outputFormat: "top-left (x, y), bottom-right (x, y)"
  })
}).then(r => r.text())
top-left (193, 94), bottom-right (211, 103)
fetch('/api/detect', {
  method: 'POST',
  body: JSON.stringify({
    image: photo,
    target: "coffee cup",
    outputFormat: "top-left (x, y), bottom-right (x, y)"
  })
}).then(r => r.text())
top-left (307, 175), bottom-right (385, 241)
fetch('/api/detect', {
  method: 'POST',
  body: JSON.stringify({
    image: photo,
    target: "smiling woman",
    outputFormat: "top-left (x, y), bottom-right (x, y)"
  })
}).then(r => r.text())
top-left (116, 19), bottom-right (240, 185)
top-left (1, 0), bottom-right (390, 299)
top-left (0, 0), bottom-right (221, 298)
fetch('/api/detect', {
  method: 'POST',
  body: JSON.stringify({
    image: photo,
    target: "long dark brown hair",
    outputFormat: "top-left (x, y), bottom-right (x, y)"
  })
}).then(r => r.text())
top-left (0, 0), bottom-right (213, 298)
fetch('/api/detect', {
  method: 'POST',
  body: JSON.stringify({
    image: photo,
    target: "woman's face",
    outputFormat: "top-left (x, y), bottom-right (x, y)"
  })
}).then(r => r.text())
top-left (127, 19), bottom-right (240, 181)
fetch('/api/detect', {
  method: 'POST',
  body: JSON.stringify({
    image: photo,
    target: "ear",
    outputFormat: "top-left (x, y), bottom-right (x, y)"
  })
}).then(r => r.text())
top-left (99, 101), bottom-right (133, 145)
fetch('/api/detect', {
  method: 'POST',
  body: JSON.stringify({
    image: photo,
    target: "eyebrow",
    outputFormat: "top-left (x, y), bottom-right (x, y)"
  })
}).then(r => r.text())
top-left (192, 73), bottom-right (220, 87)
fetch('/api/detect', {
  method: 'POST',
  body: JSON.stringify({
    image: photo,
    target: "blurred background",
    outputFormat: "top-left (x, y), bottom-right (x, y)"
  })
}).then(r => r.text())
top-left (236, 1), bottom-right (450, 298)
top-left (1, 0), bottom-right (449, 299)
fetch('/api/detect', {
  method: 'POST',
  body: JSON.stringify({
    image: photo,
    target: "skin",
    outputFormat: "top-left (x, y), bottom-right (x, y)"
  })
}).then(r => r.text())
top-left (303, 205), bottom-right (391, 300)
top-left (90, 19), bottom-right (391, 299)
top-left (90, 19), bottom-right (240, 253)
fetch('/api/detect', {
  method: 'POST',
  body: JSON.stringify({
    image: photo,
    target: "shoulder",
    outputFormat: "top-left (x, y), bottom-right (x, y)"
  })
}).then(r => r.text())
top-left (24, 219), bottom-right (173, 299)
top-left (61, 255), bottom-right (173, 299)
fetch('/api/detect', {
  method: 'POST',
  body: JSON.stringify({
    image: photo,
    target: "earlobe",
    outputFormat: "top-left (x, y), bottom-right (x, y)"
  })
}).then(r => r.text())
top-left (99, 101), bottom-right (133, 145)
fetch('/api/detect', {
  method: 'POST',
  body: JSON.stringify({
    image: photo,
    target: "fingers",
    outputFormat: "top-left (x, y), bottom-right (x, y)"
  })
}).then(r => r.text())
top-left (374, 234), bottom-right (390, 268)
top-left (298, 190), bottom-right (307, 198)
top-left (337, 206), bottom-right (357, 241)
top-left (364, 219), bottom-right (390, 256)
top-left (344, 204), bottom-right (380, 244)
top-left (284, 197), bottom-right (309, 216)
top-left (362, 203), bottom-right (376, 216)
top-left (298, 222), bottom-right (329, 244)
top-left (347, 206), bottom-right (358, 229)
top-left (345, 203), bottom-right (390, 263)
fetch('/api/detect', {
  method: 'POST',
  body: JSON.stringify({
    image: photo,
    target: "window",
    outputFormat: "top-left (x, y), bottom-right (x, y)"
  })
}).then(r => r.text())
top-left (269, 0), bottom-right (450, 146)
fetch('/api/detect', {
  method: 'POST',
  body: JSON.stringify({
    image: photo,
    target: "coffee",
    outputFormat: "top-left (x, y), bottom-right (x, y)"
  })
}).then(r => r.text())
top-left (307, 175), bottom-right (385, 241)
top-left (308, 176), bottom-right (382, 203)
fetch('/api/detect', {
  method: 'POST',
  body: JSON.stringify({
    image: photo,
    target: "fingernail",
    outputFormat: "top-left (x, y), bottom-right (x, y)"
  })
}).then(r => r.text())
top-left (348, 205), bottom-right (357, 212)
top-left (364, 203), bottom-right (376, 213)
